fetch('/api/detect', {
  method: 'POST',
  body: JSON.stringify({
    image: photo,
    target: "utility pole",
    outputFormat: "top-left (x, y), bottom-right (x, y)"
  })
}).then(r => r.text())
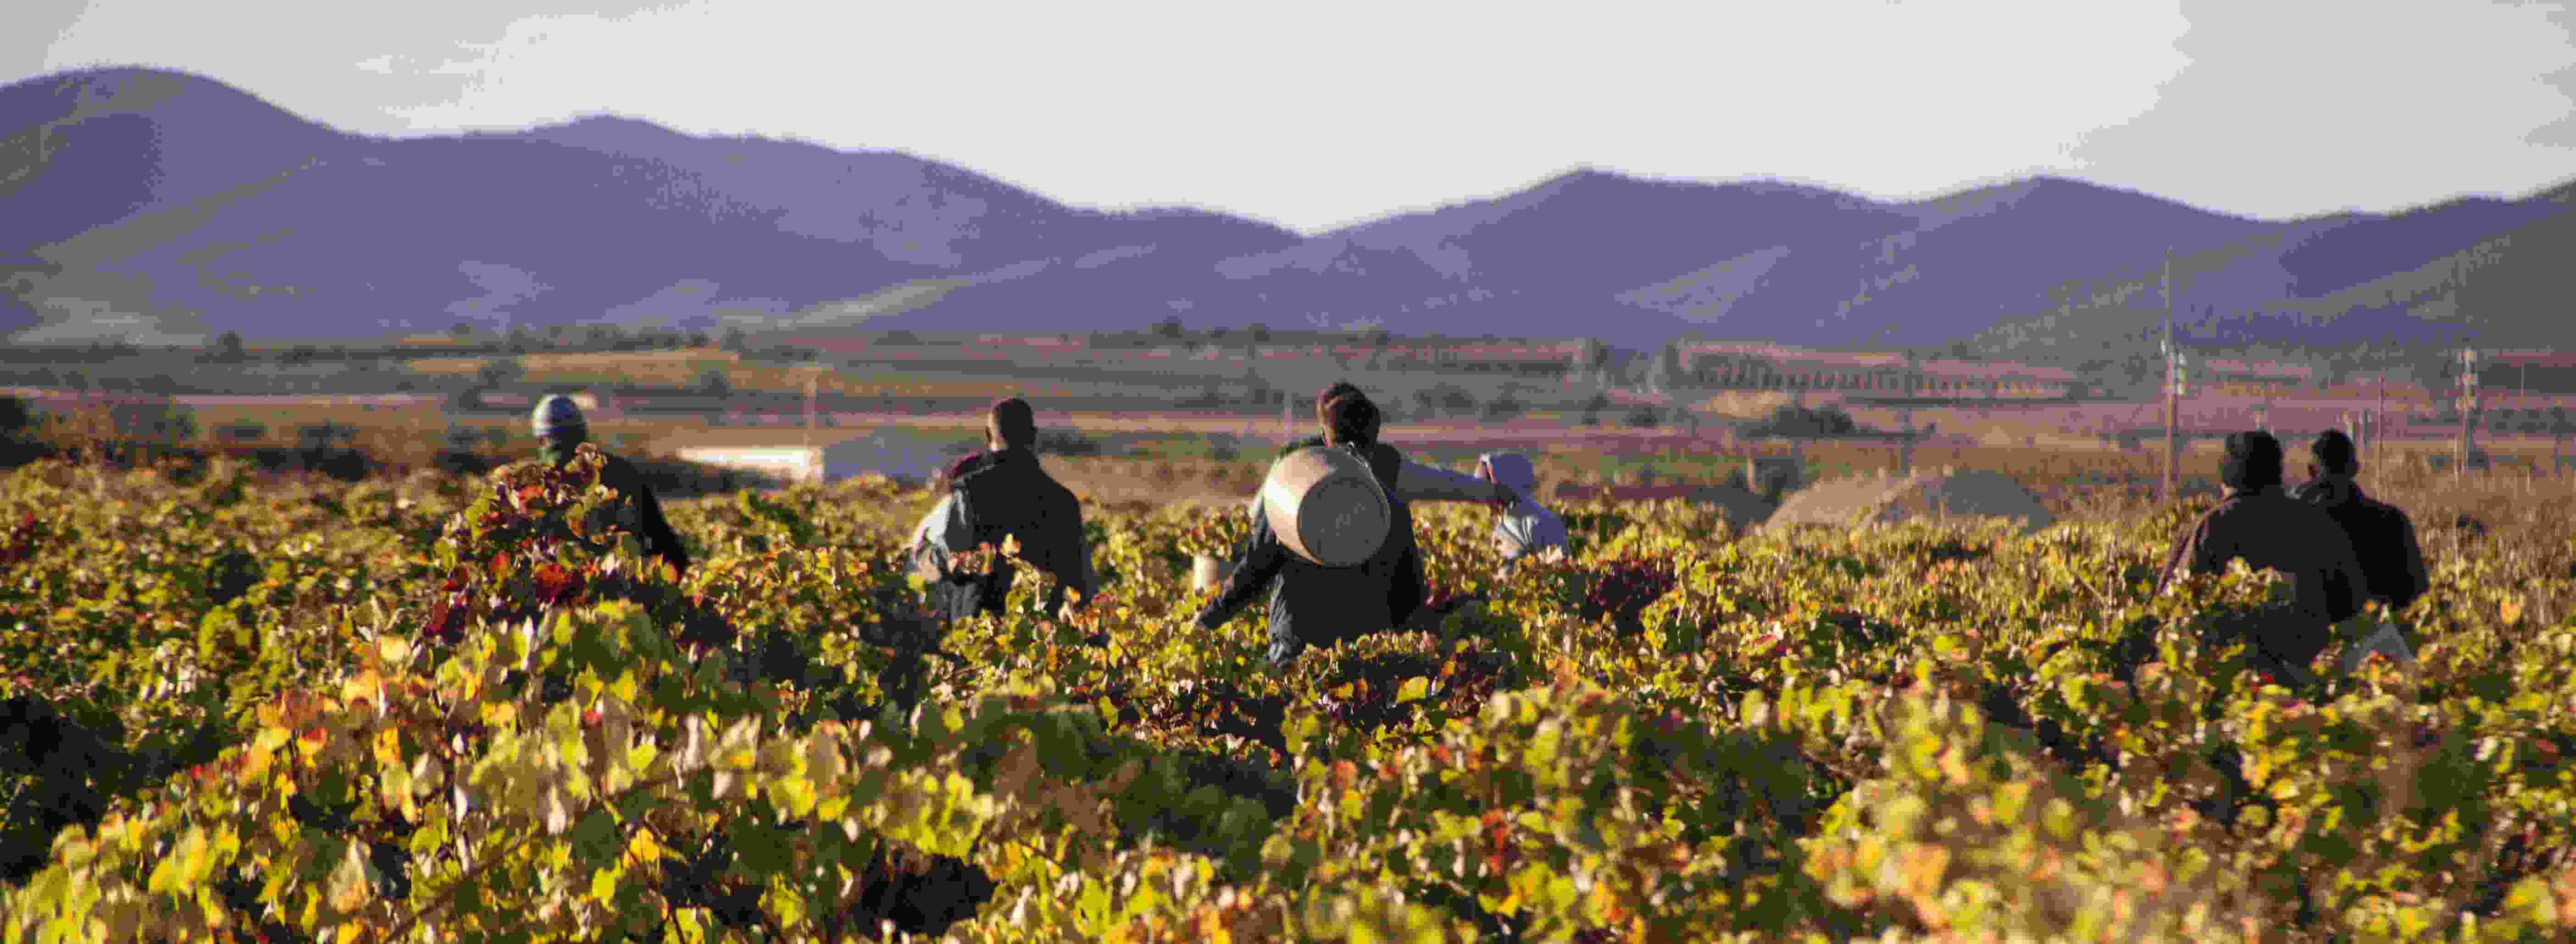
top-left (1899, 352), bottom-right (1919, 477)
top-left (2372, 374), bottom-right (2384, 478)
top-left (2458, 346), bottom-right (2479, 482)
top-left (2162, 248), bottom-right (2183, 503)
top-left (802, 365), bottom-right (819, 451)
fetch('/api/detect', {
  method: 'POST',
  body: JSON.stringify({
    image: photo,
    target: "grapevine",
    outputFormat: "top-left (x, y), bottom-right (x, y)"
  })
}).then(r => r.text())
top-left (0, 459), bottom-right (2572, 943)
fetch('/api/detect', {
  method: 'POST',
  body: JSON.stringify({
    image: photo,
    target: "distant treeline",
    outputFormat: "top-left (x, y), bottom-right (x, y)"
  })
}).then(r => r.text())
top-left (0, 436), bottom-right (767, 497)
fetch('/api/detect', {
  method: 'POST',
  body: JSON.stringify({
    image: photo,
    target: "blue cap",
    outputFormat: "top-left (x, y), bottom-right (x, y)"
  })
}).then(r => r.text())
top-left (532, 394), bottom-right (586, 438)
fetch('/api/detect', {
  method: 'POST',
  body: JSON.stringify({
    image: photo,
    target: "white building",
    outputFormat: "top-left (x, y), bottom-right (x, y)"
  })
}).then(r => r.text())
top-left (673, 428), bottom-right (966, 487)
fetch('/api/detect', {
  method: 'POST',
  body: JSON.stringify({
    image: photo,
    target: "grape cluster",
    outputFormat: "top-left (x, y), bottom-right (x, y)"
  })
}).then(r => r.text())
top-left (1, 694), bottom-right (224, 887)
top-left (0, 511), bottom-right (41, 570)
top-left (1577, 557), bottom-right (1678, 626)
top-left (653, 828), bottom-right (999, 938)
top-left (1, 695), bottom-right (115, 884)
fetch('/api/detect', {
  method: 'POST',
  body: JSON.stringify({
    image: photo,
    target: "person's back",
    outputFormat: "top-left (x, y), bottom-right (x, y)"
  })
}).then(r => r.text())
top-left (2159, 431), bottom-right (2365, 675)
top-left (1198, 393), bottom-right (1427, 671)
top-left (943, 448), bottom-right (1091, 615)
top-left (2287, 430), bottom-right (2429, 614)
top-left (521, 395), bottom-right (691, 575)
top-left (912, 399), bottom-right (1094, 621)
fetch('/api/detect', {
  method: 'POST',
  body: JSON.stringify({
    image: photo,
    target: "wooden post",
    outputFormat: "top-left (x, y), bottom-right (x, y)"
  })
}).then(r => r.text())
top-left (2162, 248), bottom-right (2180, 503)
top-left (2459, 348), bottom-right (2479, 483)
top-left (1899, 353), bottom-right (1918, 477)
top-left (2555, 418), bottom-right (2568, 476)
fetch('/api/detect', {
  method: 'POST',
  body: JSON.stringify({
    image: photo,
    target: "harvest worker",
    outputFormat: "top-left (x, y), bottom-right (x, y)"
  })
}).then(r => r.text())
top-left (1271, 381), bottom-right (1518, 504)
top-left (909, 397), bottom-right (1095, 622)
top-left (2156, 430), bottom-right (2368, 692)
top-left (2288, 430), bottom-right (2429, 615)
top-left (1473, 452), bottom-right (1568, 568)
top-left (2290, 429), bottom-right (2430, 670)
top-left (1224, 381), bottom-right (1515, 567)
top-left (1196, 391), bottom-right (1427, 672)
top-left (527, 393), bottom-right (692, 575)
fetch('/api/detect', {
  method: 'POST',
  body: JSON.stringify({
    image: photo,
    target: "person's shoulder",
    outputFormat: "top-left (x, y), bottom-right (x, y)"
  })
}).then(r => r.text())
top-left (1042, 474), bottom-right (1083, 511)
top-left (2360, 496), bottom-right (2418, 531)
top-left (942, 451), bottom-right (995, 484)
top-left (2272, 492), bottom-right (2342, 523)
top-left (2352, 489), bottom-right (2408, 516)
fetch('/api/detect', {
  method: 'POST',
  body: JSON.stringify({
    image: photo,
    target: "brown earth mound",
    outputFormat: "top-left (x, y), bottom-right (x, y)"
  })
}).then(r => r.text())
top-left (1761, 469), bottom-right (2054, 534)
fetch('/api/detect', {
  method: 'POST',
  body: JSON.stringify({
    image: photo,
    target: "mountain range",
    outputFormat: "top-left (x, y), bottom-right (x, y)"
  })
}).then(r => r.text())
top-left (6, 66), bottom-right (2572, 359)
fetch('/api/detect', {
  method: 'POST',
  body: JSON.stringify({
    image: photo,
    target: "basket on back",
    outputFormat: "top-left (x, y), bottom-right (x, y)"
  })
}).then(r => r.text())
top-left (1260, 446), bottom-right (1392, 568)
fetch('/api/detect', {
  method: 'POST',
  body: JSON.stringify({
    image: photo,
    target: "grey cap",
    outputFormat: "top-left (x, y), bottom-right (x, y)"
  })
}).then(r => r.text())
top-left (532, 394), bottom-right (586, 438)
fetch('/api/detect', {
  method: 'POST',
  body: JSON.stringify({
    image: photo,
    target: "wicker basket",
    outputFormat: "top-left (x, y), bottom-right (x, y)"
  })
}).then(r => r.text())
top-left (1260, 447), bottom-right (1392, 567)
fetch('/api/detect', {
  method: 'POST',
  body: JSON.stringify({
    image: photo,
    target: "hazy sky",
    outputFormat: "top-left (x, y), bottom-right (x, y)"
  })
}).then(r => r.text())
top-left (15, 0), bottom-right (2576, 234)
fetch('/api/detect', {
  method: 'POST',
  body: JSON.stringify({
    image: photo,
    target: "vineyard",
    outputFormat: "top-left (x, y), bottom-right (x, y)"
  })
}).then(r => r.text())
top-left (4, 452), bottom-right (2576, 943)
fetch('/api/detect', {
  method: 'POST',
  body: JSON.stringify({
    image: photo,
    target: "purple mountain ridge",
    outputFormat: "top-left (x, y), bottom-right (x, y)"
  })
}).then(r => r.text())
top-left (6, 66), bottom-right (2572, 355)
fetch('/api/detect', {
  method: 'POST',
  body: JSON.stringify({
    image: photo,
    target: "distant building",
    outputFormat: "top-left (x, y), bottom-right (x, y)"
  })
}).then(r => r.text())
top-left (2481, 351), bottom-right (2576, 393)
top-left (1246, 339), bottom-right (1586, 377)
top-left (671, 428), bottom-right (966, 488)
top-left (1674, 342), bottom-right (2078, 398)
top-left (2199, 358), bottom-right (2316, 390)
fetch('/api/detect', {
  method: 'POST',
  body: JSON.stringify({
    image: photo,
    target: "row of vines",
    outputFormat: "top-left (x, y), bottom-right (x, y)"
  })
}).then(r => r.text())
top-left (3, 452), bottom-right (2574, 942)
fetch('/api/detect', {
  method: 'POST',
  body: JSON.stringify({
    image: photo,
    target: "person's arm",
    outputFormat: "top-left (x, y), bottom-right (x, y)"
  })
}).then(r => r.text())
top-left (909, 491), bottom-right (973, 582)
top-left (601, 456), bottom-right (688, 575)
top-left (2323, 531), bottom-right (2368, 626)
top-left (2156, 517), bottom-right (2214, 594)
top-left (1389, 539), bottom-right (1427, 629)
top-left (634, 485), bottom-right (691, 575)
top-left (1395, 461), bottom-right (1510, 503)
top-left (1049, 489), bottom-right (1095, 610)
top-left (1197, 511), bottom-right (1287, 630)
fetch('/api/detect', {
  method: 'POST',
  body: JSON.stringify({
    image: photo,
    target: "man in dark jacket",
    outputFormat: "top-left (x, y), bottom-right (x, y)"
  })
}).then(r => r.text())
top-left (2288, 429), bottom-right (2430, 615)
top-left (2157, 431), bottom-right (2368, 688)
top-left (910, 398), bottom-right (1094, 622)
top-left (1196, 392), bottom-right (1427, 672)
top-left (1265, 382), bottom-right (1515, 504)
top-left (527, 394), bottom-right (692, 575)
top-left (1229, 382), bottom-right (1511, 611)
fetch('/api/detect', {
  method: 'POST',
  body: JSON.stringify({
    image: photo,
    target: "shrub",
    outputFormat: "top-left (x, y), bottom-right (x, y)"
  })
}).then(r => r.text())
top-left (1748, 403), bottom-right (1860, 437)
top-left (1034, 427), bottom-right (1105, 457)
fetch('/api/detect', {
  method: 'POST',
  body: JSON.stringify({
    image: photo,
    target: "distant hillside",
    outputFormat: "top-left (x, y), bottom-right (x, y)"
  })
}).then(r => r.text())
top-left (1967, 180), bottom-right (2576, 377)
top-left (6, 66), bottom-right (2573, 355)
top-left (1, 67), bottom-right (1303, 344)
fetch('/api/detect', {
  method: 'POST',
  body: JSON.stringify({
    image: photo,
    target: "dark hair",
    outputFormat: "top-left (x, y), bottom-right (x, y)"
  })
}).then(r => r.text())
top-left (2310, 429), bottom-right (2357, 475)
top-left (987, 397), bottom-right (1036, 448)
top-left (1321, 392), bottom-right (1381, 447)
top-left (1314, 381), bottom-right (1363, 428)
top-left (2221, 430), bottom-right (2284, 491)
